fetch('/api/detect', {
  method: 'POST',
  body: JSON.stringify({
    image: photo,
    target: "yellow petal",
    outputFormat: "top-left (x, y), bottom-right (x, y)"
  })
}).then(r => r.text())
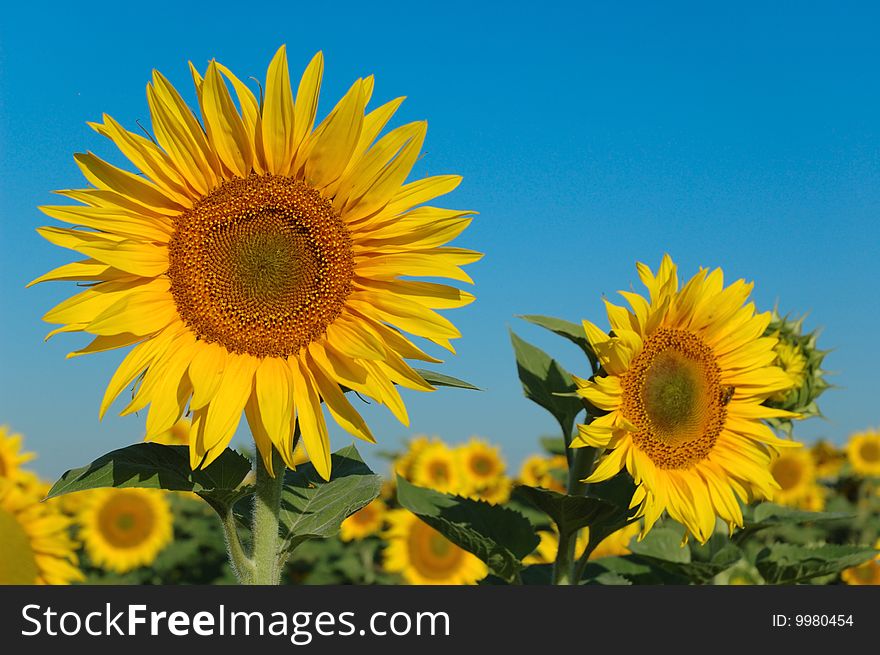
top-left (261, 45), bottom-right (295, 175)
top-left (291, 51), bottom-right (324, 163)
top-left (255, 357), bottom-right (295, 453)
top-left (302, 79), bottom-right (366, 188)
top-left (202, 61), bottom-right (253, 176)
top-left (289, 356), bottom-right (332, 480)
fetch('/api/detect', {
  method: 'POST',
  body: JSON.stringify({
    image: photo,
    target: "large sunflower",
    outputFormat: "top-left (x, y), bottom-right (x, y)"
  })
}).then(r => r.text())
top-left (33, 46), bottom-right (479, 480)
top-left (574, 255), bottom-right (799, 543)
top-left (382, 509), bottom-right (487, 585)
top-left (77, 488), bottom-right (173, 574)
top-left (0, 482), bottom-right (83, 585)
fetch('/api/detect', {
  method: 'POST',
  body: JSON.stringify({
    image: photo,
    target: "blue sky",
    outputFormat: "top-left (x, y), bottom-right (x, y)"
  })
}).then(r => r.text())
top-left (1, 1), bottom-right (878, 482)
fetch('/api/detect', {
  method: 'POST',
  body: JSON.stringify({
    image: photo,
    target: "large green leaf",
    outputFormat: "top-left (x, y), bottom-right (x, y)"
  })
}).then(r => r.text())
top-left (518, 314), bottom-right (598, 371)
top-left (755, 544), bottom-right (878, 585)
top-left (509, 329), bottom-right (584, 440)
top-left (47, 443), bottom-right (252, 498)
top-left (512, 485), bottom-right (618, 538)
top-left (412, 368), bottom-right (480, 391)
top-left (278, 444), bottom-right (381, 551)
top-left (396, 476), bottom-right (540, 582)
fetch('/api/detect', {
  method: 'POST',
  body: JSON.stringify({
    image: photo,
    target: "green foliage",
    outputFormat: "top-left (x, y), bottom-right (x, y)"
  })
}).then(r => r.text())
top-left (509, 329), bottom-right (584, 440)
top-left (278, 445), bottom-right (382, 552)
top-left (755, 544), bottom-right (878, 585)
top-left (48, 443), bottom-right (254, 517)
top-left (512, 485), bottom-right (618, 538)
top-left (412, 368), bottom-right (480, 390)
top-left (734, 503), bottom-right (853, 544)
top-left (518, 314), bottom-right (598, 372)
top-left (396, 476), bottom-right (539, 582)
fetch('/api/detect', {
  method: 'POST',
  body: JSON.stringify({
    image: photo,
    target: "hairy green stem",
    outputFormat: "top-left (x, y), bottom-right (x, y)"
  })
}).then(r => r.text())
top-left (221, 509), bottom-right (255, 584)
top-left (552, 445), bottom-right (598, 584)
top-left (250, 447), bottom-right (287, 585)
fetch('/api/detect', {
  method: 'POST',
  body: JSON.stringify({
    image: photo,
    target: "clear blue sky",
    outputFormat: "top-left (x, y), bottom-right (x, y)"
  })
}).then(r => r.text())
top-left (1, 1), bottom-right (878, 482)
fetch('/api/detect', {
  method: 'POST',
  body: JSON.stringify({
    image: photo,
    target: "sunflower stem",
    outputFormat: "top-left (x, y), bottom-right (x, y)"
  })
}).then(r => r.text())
top-left (251, 447), bottom-right (287, 585)
top-left (552, 446), bottom-right (598, 584)
top-left (221, 509), bottom-right (255, 583)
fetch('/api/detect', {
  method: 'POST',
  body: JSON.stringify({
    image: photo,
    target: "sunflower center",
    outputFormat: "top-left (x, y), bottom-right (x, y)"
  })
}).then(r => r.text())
top-left (470, 455), bottom-right (494, 477)
top-left (771, 457), bottom-right (804, 491)
top-left (0, 507), bottom-right (39, 584)
top-left (168, 175), bottom-right (354, 358)
top-left (428, 461), bottom-right (450, 483)
top-left (622, 328), bottom-right (726, 469)
top-left (408, 521), bottom-right (464, 580)
top-left (858, 441), bottom-right (880, 463)
top-left (97, 493), bottom-right (156, 549)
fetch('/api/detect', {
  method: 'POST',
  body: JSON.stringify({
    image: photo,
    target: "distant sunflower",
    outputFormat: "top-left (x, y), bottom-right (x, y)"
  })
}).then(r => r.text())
top-left (518, 454), bottom-right (566, 493)
top-left (78, 488), bottom-right (173, 573)
top-left (0, 426), bottom-right (36, 483)
top-left (769, 449), bottom-right (816, 507)
top-left (340, 498), bottom-right (386, 541)
top-left (409, 441), bottom-right (463, 494)
top-left (393, 435), bottom-right (433, 479)
top-left (383, 509), bottom-right (486, 584)
top-left (841, 540), bottom-right (880, 586)
top-left (33, 46), bottom-right (479, 480)
top-left (0, 482), bottom-right (83, 585)
top-left (810, 440), bottom-right (845, 479)
top-left (574, 255), bottom-right (799, 543)
top-left (466, 476), bottom-right (513, 505)
top-left (146, 418), bottom-right (191, 446)
top-left (457, 438), bottom-right (505, 488)
top-left (846, 429), bottom-right (880, 477)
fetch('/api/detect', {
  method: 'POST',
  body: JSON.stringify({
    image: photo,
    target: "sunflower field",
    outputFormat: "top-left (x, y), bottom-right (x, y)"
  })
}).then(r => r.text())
top-left (1, 46), bottom-right (878, 588)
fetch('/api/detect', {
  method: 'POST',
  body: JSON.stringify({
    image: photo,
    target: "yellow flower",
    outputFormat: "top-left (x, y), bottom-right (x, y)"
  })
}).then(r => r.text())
top-left (769, 449), bottom-right (816, 507)
top-left (518, 454), bottom-right (566, 493)
top-left (574, 255), bottom-right (799, 543)
top-left (393, 435), bottom-right (434, 479)
top-left (795, 484), bottom-right (826, 512)
top-left (77, 488), bottom-right (173, 574)
top-left (810, 440), bottom-right (845, 480)
top-left (340, 498), bottom-right (386, 541)
top-left (465, 476), bottom-right (513, 505)
top-left (0, 426), bottom-right (36, 483)
top-left (769, 338), bottom-right (807, 403)
top-left (382, 509), bottom-right (487, 584)
top-left (841, 540), bottom-right (880, 586)
top-left (846, 429), bottom-right (880, 477)
top-left (457, 438), bottom-right (505, 490)
top-left (586, 522), bottom-right (641, 559)
top-left (409, 441), bottom-right (463, 494)
top-left (0, 482), bottom-right (83, 584)
top-left (33, 46), bottom-right (479, 481)
top-left (146, 418), bottom-right (192, 446)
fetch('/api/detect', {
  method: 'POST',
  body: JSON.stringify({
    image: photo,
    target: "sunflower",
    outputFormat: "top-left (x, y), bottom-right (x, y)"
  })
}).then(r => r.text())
top-left (457, 438), bottom-right (505, 489)
top-left (393, 435), bottom-right (433, 479)
top-left (147, 418), bottom-right (191, 446)
top-left (340, 498), bottom-right (386, 541)
top-left (383, 509), bottom-right (487, 584)
top-left (409, 441), bottom-right (463, 494)
top-left (841, 540), bottom-right (880, 586)
top-left (465, 476), bottom-right (513, 505)
top-left (0, 426), bottom-right (36, 483)
top-left (810, 440), bottom-right (846, 480)
top-left (586, 522), bottom-right (641, 559)
top-left (574, 255), bottom-right (799, 543)
top-left (768, 339), bottom-right (807, 403)
top-left (33, 46), bottom-right (479, 481)
top-left (0, 482), bottom-right (83, 584)
top-left (77, 488), bottom-right (173, 573)
top-left (769, 449), bottom-right (816, 507)
top-left (846, 429), bottom-right (880, 477)
top-left (518, 454), bottom-right (566, 493)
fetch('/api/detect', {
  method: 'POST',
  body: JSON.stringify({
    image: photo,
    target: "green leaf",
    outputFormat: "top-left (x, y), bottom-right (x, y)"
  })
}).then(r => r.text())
top-left (630, 533), bottom-right (744, 585)
top-left (512, 485), bottom-right (618, 537)
top-left (413, 368), bottom-right (480, 391)
top-left (396, 476), bottom-right (540, 582)
top-left (47, 443), bottom-right (252, 498)
top-left (509, 329), bottom-right (584, 440)
top-left (518, 314), bottom-right (598, 370)
top-left (278, 444), bottom-right (381, 551)
top-left (629, 525), bottom-right (691, 564)
top-left (734, 503), bottom-right (853, 543)
top-left (755, 544), bottom-right (878, 585)
top-left (539, 436), bottom-right (566, 456)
